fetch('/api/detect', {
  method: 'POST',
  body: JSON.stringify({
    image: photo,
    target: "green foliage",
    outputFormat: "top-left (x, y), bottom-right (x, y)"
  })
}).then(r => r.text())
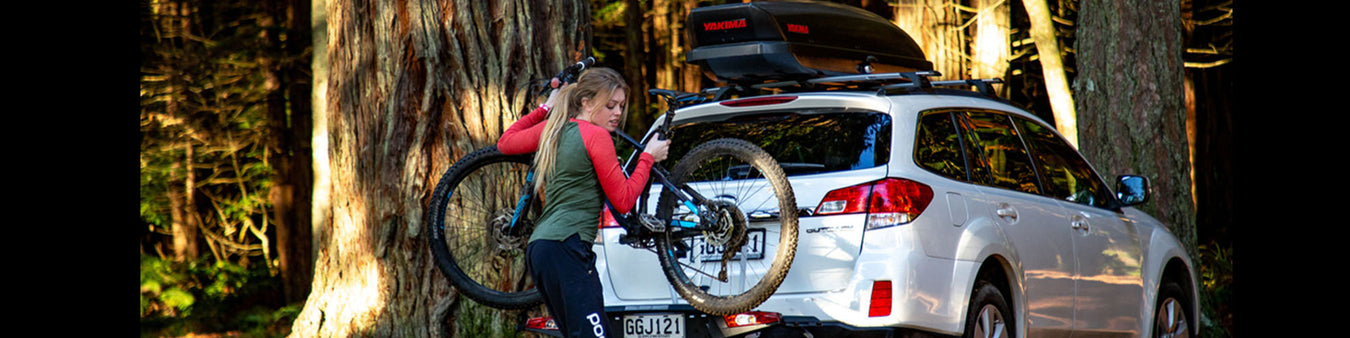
top-left (141, 0), bottom-right (279, 263)
top-left (1197, 241), bottom-right (1233, 338)
top-left (141, 254), bottom-right (296, 337)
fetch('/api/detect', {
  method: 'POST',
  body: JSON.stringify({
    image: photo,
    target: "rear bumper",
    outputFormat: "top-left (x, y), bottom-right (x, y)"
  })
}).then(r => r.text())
top-left (594, 305), bottom-right (954, 338)
top-left (595, 224), bottom-right (977, 337)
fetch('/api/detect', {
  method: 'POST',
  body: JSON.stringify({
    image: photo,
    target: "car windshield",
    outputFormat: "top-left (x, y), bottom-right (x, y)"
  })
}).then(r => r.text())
top-left (668, 109), bottom-right (891, 177)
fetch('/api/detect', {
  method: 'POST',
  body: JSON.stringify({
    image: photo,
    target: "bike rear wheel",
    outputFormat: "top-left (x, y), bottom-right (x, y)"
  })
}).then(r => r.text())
top-left (425, 146), bottom-right (542, 309)
top-left (655, 138), bottom-right (798, 316)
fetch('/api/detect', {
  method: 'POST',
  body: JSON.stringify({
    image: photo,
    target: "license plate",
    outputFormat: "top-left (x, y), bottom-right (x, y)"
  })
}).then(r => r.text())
top-left (688, 228), bottom-right (766, 262)
top-left (622, 313), bottom-right (685, 338)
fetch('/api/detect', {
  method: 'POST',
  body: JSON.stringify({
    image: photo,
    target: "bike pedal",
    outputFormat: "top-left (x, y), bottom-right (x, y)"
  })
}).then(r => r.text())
top-left (639, 214), bottom-right (666, 232)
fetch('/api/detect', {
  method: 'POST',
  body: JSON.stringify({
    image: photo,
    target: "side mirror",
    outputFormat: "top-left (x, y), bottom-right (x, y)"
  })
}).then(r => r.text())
top-left (1115, 175), bottom-right (1149, 207)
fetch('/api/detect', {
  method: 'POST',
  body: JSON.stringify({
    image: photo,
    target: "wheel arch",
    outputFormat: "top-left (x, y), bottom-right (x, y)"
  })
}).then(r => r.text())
top-left (973, 255), bottom-right (1016, 312)
top-left (948, 215), bottom-right (1025, 337)
top-left (1141, 224), bottom-right (1201, 338)
top-left (960, 253), bottom-right (1025, 338)
top-left (1157, 256), bottom-right (1200, 337)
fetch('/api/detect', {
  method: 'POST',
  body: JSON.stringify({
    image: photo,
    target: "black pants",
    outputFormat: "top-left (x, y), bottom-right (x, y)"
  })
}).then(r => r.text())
top-left (527, 234), bottom-right (610, 338)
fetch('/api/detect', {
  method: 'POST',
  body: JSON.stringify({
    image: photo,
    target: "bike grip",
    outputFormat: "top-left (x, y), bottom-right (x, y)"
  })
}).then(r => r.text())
top-left (555, 56), bottom-right (596, 84)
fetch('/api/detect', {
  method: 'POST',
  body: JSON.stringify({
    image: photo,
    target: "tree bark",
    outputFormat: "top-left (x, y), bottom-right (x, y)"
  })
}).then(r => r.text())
top-left (290, 0), bottom-right (588, 336)
top-left (1074, 0), bottom-right (1196, 256)
top-left (1021, 0), bottom-right (1077, 147)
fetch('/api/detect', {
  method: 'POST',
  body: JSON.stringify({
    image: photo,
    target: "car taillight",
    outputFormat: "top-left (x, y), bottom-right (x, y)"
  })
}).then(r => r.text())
top-left (524, 316), bottom-right (557, 331)
top-left (599, 206), bottom-right (620, 228)
top-left (813, 178), bottom-right (933, 230)
top-left (723, 311), bottom-right (781, 328)
top-left (868, 280), bottom-right (892, 317)
top-left (719, 95), bottom-right (798, 107)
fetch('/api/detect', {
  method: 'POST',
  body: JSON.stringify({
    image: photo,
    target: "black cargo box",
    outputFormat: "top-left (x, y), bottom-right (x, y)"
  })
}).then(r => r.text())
top-left (686, 0), bottom-right (933, 84)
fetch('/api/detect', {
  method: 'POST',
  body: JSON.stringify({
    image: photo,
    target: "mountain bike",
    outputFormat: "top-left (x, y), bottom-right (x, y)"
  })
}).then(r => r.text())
top-left (424, 58), bottom-right (799, 316)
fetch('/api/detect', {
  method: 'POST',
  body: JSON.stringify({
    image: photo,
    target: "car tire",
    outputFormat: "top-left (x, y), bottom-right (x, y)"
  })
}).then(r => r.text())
top-left (963, 281), bottom-right (1011, 338)
top-left (1152, 281), bottom-right (1192, 338)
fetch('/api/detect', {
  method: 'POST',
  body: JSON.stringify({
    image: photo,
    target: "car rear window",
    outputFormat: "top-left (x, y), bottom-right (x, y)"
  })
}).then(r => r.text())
top-left (669, 109), bottom-right (892, 177)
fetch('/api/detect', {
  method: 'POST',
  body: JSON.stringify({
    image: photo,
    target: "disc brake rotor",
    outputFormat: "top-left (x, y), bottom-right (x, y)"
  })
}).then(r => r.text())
top-left (489, 208), bottom-right (527, 253)
top-left (699, 201), bottom-right (747, 281)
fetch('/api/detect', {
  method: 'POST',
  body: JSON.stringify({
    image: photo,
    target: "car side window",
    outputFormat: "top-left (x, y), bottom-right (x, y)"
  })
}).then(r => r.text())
top-left (954, 112), bottom-right (992, 184)
top-left (962, 111), bottom-right (1041, 195)
top-left (1013, 116), bottom-right (1114, 208)
top-left (914, 112), bottom-right (968, 181)
top-left (914, 111), bottom-right (991, 185)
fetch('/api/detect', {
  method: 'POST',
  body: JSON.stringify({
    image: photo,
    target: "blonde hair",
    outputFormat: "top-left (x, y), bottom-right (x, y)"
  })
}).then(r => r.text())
top-left (533, 67), bottom-right (630, 195)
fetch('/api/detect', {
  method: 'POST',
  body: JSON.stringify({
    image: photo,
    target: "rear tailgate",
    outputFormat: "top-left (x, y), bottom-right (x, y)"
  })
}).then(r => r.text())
top-left (603, 92), bottom-right (893, 301)
top-left (601, 166), bottom-right (887, 300)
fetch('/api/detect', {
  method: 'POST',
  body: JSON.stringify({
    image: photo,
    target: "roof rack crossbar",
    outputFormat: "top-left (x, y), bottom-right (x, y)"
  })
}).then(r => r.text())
top-left (685, 71), bottom-right (1002, 104)
top-left (878, 74), bottom-right (1002, 98)
top-left (931, 79), bottom-right (1003, 97)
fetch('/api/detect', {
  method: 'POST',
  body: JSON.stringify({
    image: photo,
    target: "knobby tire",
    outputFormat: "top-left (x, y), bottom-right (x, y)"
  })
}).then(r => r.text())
top-left (425, 146), bottom-right (542, 310)
top-left (654, 138), bottom-right (799, 316)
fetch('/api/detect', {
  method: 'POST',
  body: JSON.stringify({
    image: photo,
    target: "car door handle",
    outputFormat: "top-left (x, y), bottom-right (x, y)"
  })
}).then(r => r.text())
top-left (995, 203), bottom-right (1018, 223)
top-left (1070, 214), bottom-right (1089, 231)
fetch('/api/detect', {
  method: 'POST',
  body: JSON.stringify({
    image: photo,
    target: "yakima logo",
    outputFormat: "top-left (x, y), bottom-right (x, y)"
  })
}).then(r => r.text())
top-left (787, 23), bottom-right (809, 34)
top-left (703, 18), bottom-right (747, 31)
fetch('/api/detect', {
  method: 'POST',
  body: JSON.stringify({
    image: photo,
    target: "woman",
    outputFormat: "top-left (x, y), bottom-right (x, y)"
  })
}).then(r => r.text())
top-left (497, 67), bottom-right (670, 337)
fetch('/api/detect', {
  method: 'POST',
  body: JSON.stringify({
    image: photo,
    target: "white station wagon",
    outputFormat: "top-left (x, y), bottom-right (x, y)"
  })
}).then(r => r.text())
top-left (527, 1), bottom-right (1198, 337)
top-left (586, 78), bottom-right (1199, 338)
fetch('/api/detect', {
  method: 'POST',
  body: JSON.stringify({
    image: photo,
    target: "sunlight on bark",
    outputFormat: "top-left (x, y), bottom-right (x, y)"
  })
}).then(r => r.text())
top-left (1021, 0), bottom-right (1078, 148)
top-left (972, 0), bottom-right (1010, 80)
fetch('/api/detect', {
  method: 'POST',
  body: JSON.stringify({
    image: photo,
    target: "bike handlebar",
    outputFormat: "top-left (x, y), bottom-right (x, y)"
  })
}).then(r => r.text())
top-left (555, 56), bottom-right (596, 85)
top-left (536, 56), bottom-right (596, 96)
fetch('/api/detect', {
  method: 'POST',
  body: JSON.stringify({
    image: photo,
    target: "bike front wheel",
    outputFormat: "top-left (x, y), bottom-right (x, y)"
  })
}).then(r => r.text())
top-left (655, 138), bottom-right (799, 316)
top-left (425, 146), bottom-right (542, 309)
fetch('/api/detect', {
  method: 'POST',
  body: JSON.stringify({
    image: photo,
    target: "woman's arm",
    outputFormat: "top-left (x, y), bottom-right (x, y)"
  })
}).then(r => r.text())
top-left (578, 123), bottom-right (654, 214)
top-left (496, 104), bottom-right (549, 155)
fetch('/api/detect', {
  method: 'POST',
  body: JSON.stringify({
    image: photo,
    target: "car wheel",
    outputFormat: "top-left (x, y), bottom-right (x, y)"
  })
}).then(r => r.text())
top-left (963, 281), bottom-right (1011, 338)
top-left (1153, 281), bottom-right (1191, 338)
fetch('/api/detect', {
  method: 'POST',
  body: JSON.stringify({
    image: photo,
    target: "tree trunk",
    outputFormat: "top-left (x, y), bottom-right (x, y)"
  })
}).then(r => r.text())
top-left (157, 0), bottom-right (202, 263)
top-left (893, 0), bottom-right (966, 78)
top-left (970, 0), bottom-right (1009, 85)
top-left (169, 143), bottom-right (201, 261)
top-left (285, 0), bottom-right (318, 306)
top-left (624, 0), bottom-right (650, 137)
top-left (1021, 0), bottom-right (1077, 147)
top-left (290, 0), bottom-right (588, 336)
top-left (1074, 0), bottom-right (1196, 256)
top-left (260, 0), bottom-right (316, 306)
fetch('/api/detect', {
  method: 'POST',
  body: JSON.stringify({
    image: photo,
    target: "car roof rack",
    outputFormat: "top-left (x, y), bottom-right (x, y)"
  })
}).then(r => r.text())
top-left (696, 71), bottom-right (1001, 99)
top-left (756, 71), bottom-right (1002, 96)
top-left (651, 71), bottom-right (1006, 109)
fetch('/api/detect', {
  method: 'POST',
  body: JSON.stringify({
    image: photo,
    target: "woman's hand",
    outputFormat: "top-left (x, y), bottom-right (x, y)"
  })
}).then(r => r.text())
top-left (645, 136), bottom-right (671, 162)
top-left (543, 77), bottom-right (567, 111)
